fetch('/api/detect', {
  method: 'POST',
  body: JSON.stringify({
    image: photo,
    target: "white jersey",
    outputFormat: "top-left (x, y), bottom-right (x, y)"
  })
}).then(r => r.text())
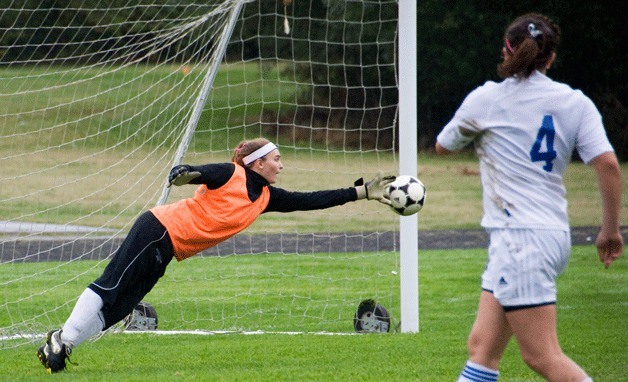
top-left (437, 71), bottom-right (614, 230)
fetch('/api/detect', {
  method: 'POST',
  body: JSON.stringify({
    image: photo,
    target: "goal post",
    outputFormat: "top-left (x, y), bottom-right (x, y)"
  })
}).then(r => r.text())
top-left (398, 0), bottom-right (419, 333)
top-left (0, 0), bottom-right (418, 346)
top-left (157, 1), bottom-right (246, 206)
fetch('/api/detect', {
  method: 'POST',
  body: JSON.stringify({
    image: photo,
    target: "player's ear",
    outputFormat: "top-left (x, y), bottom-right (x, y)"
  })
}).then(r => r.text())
top-left (250, 158), bottom-right (264, 171)
top-left (546, 52), bottom-right (556, 70)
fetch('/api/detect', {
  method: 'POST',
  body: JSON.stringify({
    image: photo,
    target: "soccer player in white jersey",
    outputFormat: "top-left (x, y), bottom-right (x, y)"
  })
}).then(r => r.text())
top-left (435, 13), bottom-right (622, 382)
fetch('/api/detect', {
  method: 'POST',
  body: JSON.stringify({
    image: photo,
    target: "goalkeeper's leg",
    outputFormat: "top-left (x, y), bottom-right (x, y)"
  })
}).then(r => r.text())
top-left (36, 288), bottom-right (104, 373)
top-left (62, 288), bottom-right (106, 347)
top-left (53, 213), bottom-right (170, 347)
top-left (37, 211), bottom-right (173, 372)
top-left (91, 213), bottom-right (173, 329)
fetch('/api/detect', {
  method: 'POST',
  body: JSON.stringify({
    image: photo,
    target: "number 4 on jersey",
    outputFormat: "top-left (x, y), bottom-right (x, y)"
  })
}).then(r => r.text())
top-left (529, 115), bottom-right (557, 172)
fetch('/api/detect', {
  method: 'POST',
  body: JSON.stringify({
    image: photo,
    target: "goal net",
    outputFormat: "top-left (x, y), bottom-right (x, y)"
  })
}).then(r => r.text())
top-left (0, 0), bottom-right (403, 347)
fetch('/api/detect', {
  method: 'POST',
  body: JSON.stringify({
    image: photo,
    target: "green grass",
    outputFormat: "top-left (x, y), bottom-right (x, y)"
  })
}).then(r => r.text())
top-left (3, 64), bottom-right (625, 231)
top-left (1, 246), bottom-right (625, 381)
top-left (1, 64), bottom-right (626, 381)
top-left (1, 148), bottom-right (624, 231)
top-left (1, 64), bottom-right (626, 231)
top-left (0, 251), bottom-right (397, 333)
top-left (0, 63), bottom-right (298, 152)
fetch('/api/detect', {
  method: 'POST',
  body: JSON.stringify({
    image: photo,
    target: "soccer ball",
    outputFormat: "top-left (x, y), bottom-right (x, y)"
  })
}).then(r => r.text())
top-left (386, 175), bottom-right (426, 216)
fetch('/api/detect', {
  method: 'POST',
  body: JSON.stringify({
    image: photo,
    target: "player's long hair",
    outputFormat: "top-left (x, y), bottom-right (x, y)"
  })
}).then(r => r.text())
top-left (232, 138), bottom-right (271, 166)
top-left (498, 13), bottom-right (560, 79)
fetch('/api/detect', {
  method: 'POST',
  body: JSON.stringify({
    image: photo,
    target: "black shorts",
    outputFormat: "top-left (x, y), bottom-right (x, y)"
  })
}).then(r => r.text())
top-left (89, 211), bottom-right (173, 329)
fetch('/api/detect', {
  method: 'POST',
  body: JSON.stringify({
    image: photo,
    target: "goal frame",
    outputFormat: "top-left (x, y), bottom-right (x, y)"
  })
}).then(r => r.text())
top-left (162, 0), bottom-right (420, 332)
top-left (398, 0), bottom-right (419, 333)
top-left (0, 0), bottom-right (420, 342)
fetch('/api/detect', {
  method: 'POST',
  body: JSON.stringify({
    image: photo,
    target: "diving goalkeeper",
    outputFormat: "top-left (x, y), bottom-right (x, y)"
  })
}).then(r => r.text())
top-left (37, 137), bottom-right (395, 373)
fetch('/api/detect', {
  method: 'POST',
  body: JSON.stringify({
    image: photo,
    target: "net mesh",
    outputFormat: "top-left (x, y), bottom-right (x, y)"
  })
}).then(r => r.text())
top-left (0, 0), bottom-right (400, 347)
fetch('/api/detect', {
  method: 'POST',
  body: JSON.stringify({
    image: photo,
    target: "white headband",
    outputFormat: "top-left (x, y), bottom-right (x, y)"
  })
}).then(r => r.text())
top-left (242, 142), bottom-right (277, 166)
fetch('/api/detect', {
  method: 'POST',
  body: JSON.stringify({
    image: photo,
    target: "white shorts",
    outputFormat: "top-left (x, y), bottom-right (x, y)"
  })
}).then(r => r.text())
top-left (482, 228), bottom-right (571, 310)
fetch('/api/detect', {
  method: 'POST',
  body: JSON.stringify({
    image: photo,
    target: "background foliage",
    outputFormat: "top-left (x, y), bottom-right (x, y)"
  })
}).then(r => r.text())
top-left (1, 0), bottom-right (625, 159)
top-left (243, 0), bottom-right (627, 158)
top-left (412, 0), bottom-right (626, 160)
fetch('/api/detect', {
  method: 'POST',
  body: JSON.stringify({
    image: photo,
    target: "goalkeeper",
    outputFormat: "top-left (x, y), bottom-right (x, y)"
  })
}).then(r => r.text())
top-left (37, 137), bottom-right (395, 373)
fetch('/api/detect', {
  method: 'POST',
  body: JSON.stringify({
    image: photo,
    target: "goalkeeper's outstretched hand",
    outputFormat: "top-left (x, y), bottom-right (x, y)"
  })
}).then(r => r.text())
top-left (167, 165), bottom-right (201, 187)
top-left (355, 171), bottom-right (396, 205)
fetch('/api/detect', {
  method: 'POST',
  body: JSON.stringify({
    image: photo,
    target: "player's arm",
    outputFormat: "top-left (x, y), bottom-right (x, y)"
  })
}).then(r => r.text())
top-left (590, 151), bottom-right (623, 268)
top-left (264, 172), bottom-right (395, 212)
top-left (265, 187), bottom-right (355, 212)
top-left (435, 119), bottom-right (482, 154)
top-left (167, 163), bottom-right (235, 189)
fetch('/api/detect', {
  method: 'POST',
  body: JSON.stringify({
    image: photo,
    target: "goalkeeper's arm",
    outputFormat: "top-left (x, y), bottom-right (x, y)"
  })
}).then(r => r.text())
top-left (167, 163), bottom-right (235, 188)
top-left (264, 172), bottom-right (395, 213)
top-left (353, 171), bottom-right (396, 205)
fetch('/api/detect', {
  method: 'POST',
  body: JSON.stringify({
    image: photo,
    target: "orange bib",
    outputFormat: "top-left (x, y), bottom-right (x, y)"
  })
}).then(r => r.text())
top-left (151, 165), bottom-right (270, 261)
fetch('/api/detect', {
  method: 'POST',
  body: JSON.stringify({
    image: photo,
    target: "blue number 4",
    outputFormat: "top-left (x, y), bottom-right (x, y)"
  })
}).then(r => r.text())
top-left (529, 115), bottom-right (557, 172)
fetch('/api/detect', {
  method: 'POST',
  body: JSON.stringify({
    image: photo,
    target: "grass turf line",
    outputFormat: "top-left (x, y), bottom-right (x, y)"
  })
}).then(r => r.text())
top-left (1, 245), bottom-right (625, 381)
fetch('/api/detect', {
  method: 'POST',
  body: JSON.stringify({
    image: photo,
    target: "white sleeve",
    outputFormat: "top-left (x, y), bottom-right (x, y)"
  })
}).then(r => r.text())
top-left (575, 95), bottom-right (614, 164)
top-left (436, 120), bottom-right (476, 151)
top-left (436, 89), bottom-right (486, 151)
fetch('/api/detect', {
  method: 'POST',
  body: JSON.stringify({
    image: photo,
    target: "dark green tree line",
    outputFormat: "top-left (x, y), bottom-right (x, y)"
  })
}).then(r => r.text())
top-left (1, 1), bottom-right (625, 159)
top-left (233, 0), bottom-right (627, 158)
top-left (413, 0), bottom-right (626, 159)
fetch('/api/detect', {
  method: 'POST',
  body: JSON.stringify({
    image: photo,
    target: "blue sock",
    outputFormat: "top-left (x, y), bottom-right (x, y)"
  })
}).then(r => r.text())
top-left (457, 360), bottom-right (499, 382)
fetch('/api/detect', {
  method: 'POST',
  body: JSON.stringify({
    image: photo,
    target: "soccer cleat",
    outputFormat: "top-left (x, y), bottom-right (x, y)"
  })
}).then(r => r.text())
top-left (36, 330), bottom-right (73, 373)
top-left (36, 345), bottom-right (47, 366)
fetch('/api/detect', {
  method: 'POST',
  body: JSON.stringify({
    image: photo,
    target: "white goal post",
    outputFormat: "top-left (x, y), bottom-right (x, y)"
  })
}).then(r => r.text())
top-left (0, 0), bottom-right (418, 347)
top-left (398, 0), bottom-right (419, 333)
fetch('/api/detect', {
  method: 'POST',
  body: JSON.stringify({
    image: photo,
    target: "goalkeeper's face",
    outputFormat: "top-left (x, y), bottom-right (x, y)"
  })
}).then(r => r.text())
top-left (253, 149), bottom-right (283, 184)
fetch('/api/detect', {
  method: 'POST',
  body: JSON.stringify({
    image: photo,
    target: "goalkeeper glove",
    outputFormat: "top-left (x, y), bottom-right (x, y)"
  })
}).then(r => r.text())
top-left (167, 165), bottom-right (201, 187)
top-left (355, 171), bottom-right (396, 205)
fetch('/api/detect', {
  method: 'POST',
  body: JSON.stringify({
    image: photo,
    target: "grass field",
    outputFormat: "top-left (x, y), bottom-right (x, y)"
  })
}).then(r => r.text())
top-left (1, 245), bottom-right (625, 382)
top-left (2, 64), bottom-right (625, 231)
top-left (2, 148), bottom-right (625, 232)
top-left (2, 63), bottom-right (626, 382)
